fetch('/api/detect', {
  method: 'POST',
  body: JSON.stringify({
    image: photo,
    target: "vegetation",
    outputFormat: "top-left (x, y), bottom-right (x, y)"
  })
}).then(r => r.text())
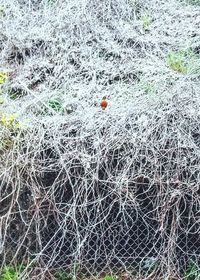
top-left (141, 15), bottom-right (150, 31)
top-left (166, 49), bottom-right (198, 74)
top-left (0, 113), bottom-right (21, 129)
top-left (141, 80), bottom-right (156, 95)
top-left (187, 0), bottom-right (200, 5)
top-left (103, 276), bottom-right (115, 280)
top-left (7, 88), bottom-right (25, 100)
top-left (0, 266), bottom-right (17, 280)
top-left (48, 98), bottom-right (63, 112)
top-left (184, 260), bottom-right (199, 280)
top-left (54, 271), bottom-right (73, 280)
top-left (0, 0), bottom-right (200, 279)
top-left (166, 50), bottom-right (187, 73)
top-left (0, 71), bottom-right (7, 85)
top-left (0, 265), bottom-right (26, 280)
top-left (0, 6), bottom-right (5, 16)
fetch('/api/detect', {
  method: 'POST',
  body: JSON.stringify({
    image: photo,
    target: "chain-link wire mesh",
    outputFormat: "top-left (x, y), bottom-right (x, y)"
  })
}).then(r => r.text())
top-left (0, 0), bottom-right (200, 279)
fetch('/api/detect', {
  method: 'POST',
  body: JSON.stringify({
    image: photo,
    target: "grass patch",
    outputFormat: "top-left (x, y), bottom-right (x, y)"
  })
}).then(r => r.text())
top-left (54, 271), bottom-right (73, 280)
top-left (141, 15), bottom-right (150, 31)
top-left (103, 276), bottom-right (115, 280)
top-left (48, 98), bottom-right (63, 112)
top-left (187, 0), bottom-right (200, 5)
top-left (0, 71), bottom-right (7, 85)
top-left (184, 260), bottom-right (199, 280)
top-left (0, 265), bottom-right (26, 280)
top-left (166, 49), bottom-right (199, 74)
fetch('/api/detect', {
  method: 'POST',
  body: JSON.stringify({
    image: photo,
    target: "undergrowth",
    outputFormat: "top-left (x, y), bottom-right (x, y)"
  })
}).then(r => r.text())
top-left (0, 0), bottom-right (200, 279)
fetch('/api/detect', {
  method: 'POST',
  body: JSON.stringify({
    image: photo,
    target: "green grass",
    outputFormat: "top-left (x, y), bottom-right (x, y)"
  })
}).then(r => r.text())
top-left (54, 271), bottom-right (73, 280)
top-left (142, 81), bottom-right (156, 95)
top-left (187, 0), bottom-right (200, 5)
top-left (184, 260), bottom-right (199, 280)
top-left (0, 265), bottom-right (26, 280)
top-left (141, 15), bottom-right (150, 31)
top-left (166, 50), bottom-right (187, 73)
top-left (103, 275), bottom-right (115, 280)
top-left (166, 49), bottom-right (198, 74)
top-left (0, 5), bottom-right (5, 16)
top-left (0, 266), bottom-right (17, 280)
top-left (7, 88), bottom-right (25, 100)
top-left (48, 98), bottom-right (63, 112)
top-left (0, 71), bottom-right (7, 85)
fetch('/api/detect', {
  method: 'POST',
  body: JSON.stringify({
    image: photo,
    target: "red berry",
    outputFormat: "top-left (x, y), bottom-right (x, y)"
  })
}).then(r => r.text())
top-left (100, 99), bottom-right (108, 109)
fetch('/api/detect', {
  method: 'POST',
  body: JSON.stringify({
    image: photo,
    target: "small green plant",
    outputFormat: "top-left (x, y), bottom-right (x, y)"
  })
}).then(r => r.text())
top-left (103, 275), bottom-right (115, 280)
top-left (0, 113), bottom-right (21, 129)
top-left (47, 0), bottom-right (58, 5)
top-left (48, 98), bottom-right (63, 112)
top-left (0, 5), bottom-right (5, 15)
top-left (187, 0), bottom-right (200, 5)
top-left (0, 266), bottom-right (17, 280)
top-left (54, 271), bottom-right (73, 280)
top-left (141, 14), bottom-right (149, 31)
top-left (166, 50), bottom-right (187, 73)
top-left (184, 259), bottom-right (199, 280)
top-left (166, 49), bottom-right (198, 74)
top-left (7, 88), bottom-right (25, 100)
top-left (142, 81), bottom-right (156, 95)
top-left (0, 97), bottom-right (4, 104)
top-left (0, 264), bottom-right (26, 280)
top-left (0, 71), bottom-right (7, 85)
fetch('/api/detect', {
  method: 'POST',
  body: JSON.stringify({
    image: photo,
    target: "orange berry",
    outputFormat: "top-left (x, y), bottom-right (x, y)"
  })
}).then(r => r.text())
top-left (100, 99), bottom-right (108, 109)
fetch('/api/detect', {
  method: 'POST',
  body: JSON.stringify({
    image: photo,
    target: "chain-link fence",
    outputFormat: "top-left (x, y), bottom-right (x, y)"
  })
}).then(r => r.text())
top-left (1, 102), bottom-right (200, 279)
